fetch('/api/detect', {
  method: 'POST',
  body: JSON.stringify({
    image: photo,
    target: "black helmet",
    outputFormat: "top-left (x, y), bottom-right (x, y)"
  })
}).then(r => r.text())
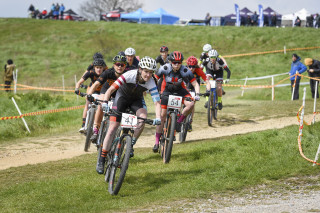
top-left (168, 51), bottom-right (184, 62)
top-left (160, 45), bottom-right (169, 52)
top-left (93, 58), bottom-right (106, 67)
top-left (117, 51), bottom-right (125, 56)
top-left (93, 52), bottom-right (104, 60)
top-left (113, 55), bottom-right (127, 64)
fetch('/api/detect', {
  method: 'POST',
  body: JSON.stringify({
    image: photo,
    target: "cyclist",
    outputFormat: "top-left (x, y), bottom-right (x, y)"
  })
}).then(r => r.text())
top-left (185, 56), bottom-right (207, 132)
top-left (124, 47), bottom-right (139, 71)
top-left (75, 57), bottom-right (107, 133)
top-left (96, 56), bottom-right (161, 174)
top-left (203, 49), bottom-right (231, 110)
top-left (155, 45), bottom-right (169, 93)
top-left (199, 44), bottom-right (228, 66)
top-left (153, 51), bottom-right (200, 152)
top-left (86, 55), bottom-right (127, 142)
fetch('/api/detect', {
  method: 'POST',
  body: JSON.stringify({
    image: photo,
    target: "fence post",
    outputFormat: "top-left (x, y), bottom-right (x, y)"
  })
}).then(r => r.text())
top-left (272, 76), bottom-right (275, 101)
top-left (75, 75), bottom-right (78, 101)
top-left (284, 45), bottom-right (286, 54)
top-left (241, 76), bottom-right (248, 96)
top-left (11, 97), bottom-right (31, 133)
top-left (62, 75), bottom-right (65, 96)
top-left (313, 81), bottom-right (318, 124)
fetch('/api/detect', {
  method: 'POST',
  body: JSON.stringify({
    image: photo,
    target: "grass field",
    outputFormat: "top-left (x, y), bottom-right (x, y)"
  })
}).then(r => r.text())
top-left (1, 18), bottom-right (320, 212)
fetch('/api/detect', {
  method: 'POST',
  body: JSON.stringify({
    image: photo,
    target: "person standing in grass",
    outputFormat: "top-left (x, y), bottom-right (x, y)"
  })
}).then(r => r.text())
top-left (304, 58), bottom-right (320, 98)
top-left (3, 59), bottom-right (16, 92)
top-left (289, 53), bottom-right (307, 100)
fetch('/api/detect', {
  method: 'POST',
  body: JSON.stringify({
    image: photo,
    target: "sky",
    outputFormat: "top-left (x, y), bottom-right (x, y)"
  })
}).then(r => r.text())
top-left (0, 0), bottom-right (319, 20)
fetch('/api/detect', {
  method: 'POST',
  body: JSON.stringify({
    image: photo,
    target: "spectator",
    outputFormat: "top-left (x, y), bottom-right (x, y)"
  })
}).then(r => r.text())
top-left (315, 13), bottom-right (320, 28)
top-left (59, 4), bottom-right (65, 20)
top-left (251, 11), bottom-right (258, 26)
top-left (3, 59), bottom-right (16, 92)
top-left (245, 15), bottom-right (252, 26)
top-left (289, 53), bottom-right (307, 100)
top-left (28, 4), bottom-right (35, 18)
top-left (294, 16), bottom-right (301, 27)
top-left (271, 13), bottom-right (277, 27)
top-left (205, 13), bottom-right (211, 26)
top-left (304, 58), bottom-right (320, 98)
top-left (50, 3), bottom-right (56, 19)
top-left (307, 14), bottom-right (314, 27)
top-left (41, 8), bottom-right (48, 19)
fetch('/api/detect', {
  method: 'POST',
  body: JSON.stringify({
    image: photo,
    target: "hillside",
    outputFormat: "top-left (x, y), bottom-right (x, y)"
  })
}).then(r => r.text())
top-left (0, 18), bottom-right (319, 87)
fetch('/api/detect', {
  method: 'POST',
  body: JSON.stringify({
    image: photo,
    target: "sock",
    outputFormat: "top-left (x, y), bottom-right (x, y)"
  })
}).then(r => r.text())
top-left (101, 149), bottom-right (108, 158)
top-left (218, 96), bottom-right (222, 103)
top-left (155, 132), bottom-right (162, 145)
top-left (82, 118), bottom-right (86, 127)
top-left (178, 114), bottom-right (186, 123)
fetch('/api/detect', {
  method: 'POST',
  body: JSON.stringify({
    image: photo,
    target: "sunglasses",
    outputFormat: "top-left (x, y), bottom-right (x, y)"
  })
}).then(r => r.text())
top-left (188, 65), bottom-right (196, 69)
top-left (172, 61), bottom-right (182, 65)
top-left (210, 56), bottom-right (217, 59)
top-left (114, 63), bottom-right (126, 67)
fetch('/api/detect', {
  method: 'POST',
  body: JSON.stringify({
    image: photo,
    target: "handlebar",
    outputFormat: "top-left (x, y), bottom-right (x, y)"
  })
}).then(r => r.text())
top-left (109, 109), bottom-right (160, 126)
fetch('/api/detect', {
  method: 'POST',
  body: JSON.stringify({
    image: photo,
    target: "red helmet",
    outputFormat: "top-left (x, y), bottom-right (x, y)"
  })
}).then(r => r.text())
top-left (160, 45), bottom-right (169, 52)
top-left (169, 51), bottom-right (184, 62)
top-left (186, 56), bottom-right (198, 66)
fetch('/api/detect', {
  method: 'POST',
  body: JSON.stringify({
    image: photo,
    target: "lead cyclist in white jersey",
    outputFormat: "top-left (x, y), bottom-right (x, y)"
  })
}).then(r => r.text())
top-left (96, 57), bottom-right (161, 174)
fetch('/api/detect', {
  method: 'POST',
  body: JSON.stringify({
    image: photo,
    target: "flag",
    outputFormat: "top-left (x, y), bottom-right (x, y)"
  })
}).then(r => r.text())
top-left (235, 4), bottom-right (240, 27)
top-left (258, 4), bottom-right (264, 27)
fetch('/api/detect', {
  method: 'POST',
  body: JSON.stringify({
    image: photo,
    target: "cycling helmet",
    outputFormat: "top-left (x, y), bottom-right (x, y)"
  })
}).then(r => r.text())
top-left (117, 51), bottom-right (125, 56)
top-left (139, 56), bottom-right (157, 71)
top-left (168, 51), bottom-right (184, 62)
top-left (125, 47), bottom-right (136, 56)
top-left (160, 45), bottom-right (169, 52)
top-left (93, 58), bottom-right (106, 67)
top-left (208, 49), bottom-right (218, 58)
top-left (186, 56), bottom-right (198, 66)
top-left (113, 55), bottom-right (127, 64)
top-left (93, 52), bottom-right (103, 60)
top-left (203, 44), bottom-right (212, 52)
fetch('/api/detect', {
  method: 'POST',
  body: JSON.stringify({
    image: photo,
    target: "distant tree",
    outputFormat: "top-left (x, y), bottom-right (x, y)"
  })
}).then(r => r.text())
top-left (79, 0), bottom-right (143, 20)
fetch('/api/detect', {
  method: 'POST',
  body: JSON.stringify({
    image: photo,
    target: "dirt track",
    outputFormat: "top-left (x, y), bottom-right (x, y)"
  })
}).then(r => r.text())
top-left (0, 115), bottom-right (312, 171)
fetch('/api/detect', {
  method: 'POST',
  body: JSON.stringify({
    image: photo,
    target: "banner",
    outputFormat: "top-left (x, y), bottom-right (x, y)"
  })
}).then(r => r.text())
top-left (235, 4), bottom-right (240, 27)
top-left (258, 4), bottom-right (264, 27)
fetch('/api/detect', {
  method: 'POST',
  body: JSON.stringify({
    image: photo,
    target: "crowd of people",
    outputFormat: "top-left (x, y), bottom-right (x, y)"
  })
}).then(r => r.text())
top-left (28, 3), bottom-right (65, 20)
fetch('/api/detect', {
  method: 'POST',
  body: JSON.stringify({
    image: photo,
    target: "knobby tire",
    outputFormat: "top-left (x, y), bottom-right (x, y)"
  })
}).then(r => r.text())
top-left (163, 112), bottom-right (176, 164)
top-left (84, 109), bottom-right (94, 152)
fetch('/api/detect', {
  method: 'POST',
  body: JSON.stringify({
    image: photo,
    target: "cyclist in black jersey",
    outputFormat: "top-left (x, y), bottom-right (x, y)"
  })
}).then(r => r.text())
top-left (155, 46), bottom-right (169, 93)
top-left (124, 47), bottom-right (139, 71)
top-left (86, 55), bottom-right (127, 141)
top-left (96, 57), bottom-right (161, 174)
top-left (75, 58), bottom-right (107, 133)
top-left (202, 49), bottom-right (231, 110)
top-left (153, 51), bottom-right (200, 152)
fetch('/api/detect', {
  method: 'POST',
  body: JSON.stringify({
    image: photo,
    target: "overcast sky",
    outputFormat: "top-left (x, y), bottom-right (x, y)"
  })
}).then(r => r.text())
top-left (0, 0), bottom-right (319, 19)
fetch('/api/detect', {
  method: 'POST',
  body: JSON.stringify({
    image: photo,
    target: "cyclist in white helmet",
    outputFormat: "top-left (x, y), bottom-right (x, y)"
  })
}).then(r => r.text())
top-left (124, 47), bottom-right (139, 70)
top-left (203, 49), bottom-right (231, 110)
top-left (199, 44), bottom-right (228, 67)
top-left (96, 56), bottom-right (161, 174)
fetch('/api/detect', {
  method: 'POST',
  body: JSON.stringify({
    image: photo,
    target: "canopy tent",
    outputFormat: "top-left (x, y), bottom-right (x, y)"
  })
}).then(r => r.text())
top-left (263, 7), bottom-right (282, 26)
top-left (223, 7), bottom-right (254, 26)
top-left (240, 7), bottom-right (254, 17)
top-left (120, 8), bottom-right (145, 23)
top-left (282, 8), bottom-right (310, 20)
top-left (141, 8), bottom-right (179, 25)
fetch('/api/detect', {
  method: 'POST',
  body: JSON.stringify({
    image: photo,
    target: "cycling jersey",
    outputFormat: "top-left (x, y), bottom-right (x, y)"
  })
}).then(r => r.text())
top-left (203, 57), bottom-right (231, 80)
top-left (155, 55), bottom-right (169, 66)
top-left (186, 67), bottom-right (207, 91)
top-left (124, 57), bottom-right (139, 72)
top-left (82, 69), bottom-right (104, 93)
top-left (155, 63), bottom-right (196, 109)
top-left (98, 67), bottom-right (127, 95)
top-left (110, 69), bottom-right (160, 122)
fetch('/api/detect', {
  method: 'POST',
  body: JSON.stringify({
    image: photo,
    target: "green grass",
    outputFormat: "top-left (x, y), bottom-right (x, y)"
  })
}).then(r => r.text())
top-left (1, 122), bottom-right (320, 212)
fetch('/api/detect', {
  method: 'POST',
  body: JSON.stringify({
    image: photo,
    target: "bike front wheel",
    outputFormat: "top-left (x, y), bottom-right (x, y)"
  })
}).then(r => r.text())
top-left (163, 112), bottom-right (176, 164)
top-left (84, 109), bottom-right (94, 151)
top-left (108, 135), bottom-right (131, 195)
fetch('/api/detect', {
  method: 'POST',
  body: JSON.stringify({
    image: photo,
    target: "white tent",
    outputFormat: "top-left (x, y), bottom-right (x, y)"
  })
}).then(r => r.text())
top-left (282, 8), bottom-right (310, 21)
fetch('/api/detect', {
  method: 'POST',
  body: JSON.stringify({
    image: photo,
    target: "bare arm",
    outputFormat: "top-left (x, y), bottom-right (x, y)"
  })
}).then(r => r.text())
top-left (87, 81), bottom-right (101, 95)
top-left (103, 85), bottom-right (117, 102)
top-left (191, 80), bottom-right (200, 94)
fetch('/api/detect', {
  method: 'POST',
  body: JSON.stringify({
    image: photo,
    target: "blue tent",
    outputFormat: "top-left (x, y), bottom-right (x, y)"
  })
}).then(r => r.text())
top-left (120, 8), bottom-right (145, 23)
top-left (141, 8), bottom-right (179, 25)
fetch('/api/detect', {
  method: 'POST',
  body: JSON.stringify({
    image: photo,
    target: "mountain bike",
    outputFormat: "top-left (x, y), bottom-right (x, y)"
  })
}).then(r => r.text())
top-left (159, 95), bottom-right (193, 163)
top-left (104, 109), bottom-right (157, 195)
top-left (207, 78), bottom-right (218, 126)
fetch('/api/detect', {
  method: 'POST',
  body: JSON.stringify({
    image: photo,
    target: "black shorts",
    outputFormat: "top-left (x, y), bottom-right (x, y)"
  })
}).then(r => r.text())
top-left (161, 87), bottom-right (191, 109)
top-left (206, 69), bottom-right (223, 80)
top-left (111, 95), bottom-right (147, 122)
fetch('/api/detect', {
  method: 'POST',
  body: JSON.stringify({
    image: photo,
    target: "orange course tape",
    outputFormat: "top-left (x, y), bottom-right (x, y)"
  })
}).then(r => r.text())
top-left (0, 105), bottom-right (85, 121)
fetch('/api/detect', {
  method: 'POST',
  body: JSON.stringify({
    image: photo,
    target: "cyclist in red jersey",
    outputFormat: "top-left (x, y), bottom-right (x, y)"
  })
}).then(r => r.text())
top-left (185, 56), bottom-right (207, 131)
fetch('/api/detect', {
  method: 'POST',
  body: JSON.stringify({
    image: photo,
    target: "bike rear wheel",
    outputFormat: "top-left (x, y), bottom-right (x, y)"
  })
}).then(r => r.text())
top-left (84, 109), bottom-right (94, 152)
top-left (207, 91), bottom-right (214, 126)
top-left (163, 112), bottom-right (176, 164)
top-left (213, 93), bottom-right (218, 120)
top-left (108, 135), bottom-right (131, 195)
top-left (179, 113), bottom-right (192, 142)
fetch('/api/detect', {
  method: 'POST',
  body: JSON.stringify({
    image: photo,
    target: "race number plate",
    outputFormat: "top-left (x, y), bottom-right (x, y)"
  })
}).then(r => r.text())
top-left (168, 95), bottom-right (182, 109)
top-left (209, 80), bottom-right (216, 89)
top-left (121, 113), bottom-right (138, 128)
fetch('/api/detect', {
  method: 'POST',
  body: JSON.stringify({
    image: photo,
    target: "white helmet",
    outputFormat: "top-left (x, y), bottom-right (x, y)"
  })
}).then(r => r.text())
top-left (203, 44), bottom-right (212, 52)
top-left (125, 47), bottom-right (136, 56)
top-left (208, 49), bottom-right (218, 58)
top-left (139, 56), bottom-right (157, 71)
